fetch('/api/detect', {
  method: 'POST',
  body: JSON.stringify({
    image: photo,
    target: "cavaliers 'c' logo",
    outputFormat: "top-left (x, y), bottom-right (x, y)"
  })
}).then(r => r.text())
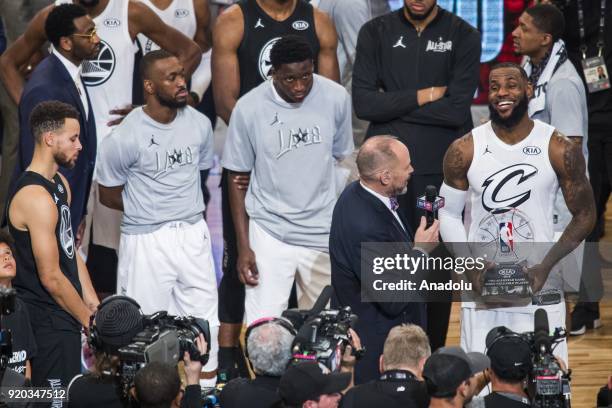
top-left (258, 37), bottom-right (281, 80)
top-left (81, 40), bottom-right (116, 87)
top-left (481, 164), bottom-right (538, 214)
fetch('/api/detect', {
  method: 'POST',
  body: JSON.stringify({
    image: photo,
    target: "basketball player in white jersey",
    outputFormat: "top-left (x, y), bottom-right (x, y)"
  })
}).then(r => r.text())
top-left (438, 62), bottom-right (595, 362)
top-left (137, 0), bottom-right (212, 106)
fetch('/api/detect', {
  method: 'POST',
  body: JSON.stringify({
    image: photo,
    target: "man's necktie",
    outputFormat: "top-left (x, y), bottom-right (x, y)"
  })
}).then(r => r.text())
top-left (390, 197), bottom-right (399, 211)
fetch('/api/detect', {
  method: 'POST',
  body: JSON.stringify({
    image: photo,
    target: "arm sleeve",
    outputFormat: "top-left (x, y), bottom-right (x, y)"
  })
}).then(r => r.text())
top-left (96, 128), bottom-right (137, 187)
top-left (351, 23), bottom-right (419, 122)
top-left (220, 105), bottom-right (255, 172)
top-left (198, 116), bottom-right (214, 171)
top-left (402, 27), bottom-right (481, 128)
top-left (438, 182), bottom-right (469, 241)
top-left (332, 90), bottom-right (355, 160)
top-left (190, 50), bottom-right (212, 101)
top-left (548, 79), bottom-right (587, 137)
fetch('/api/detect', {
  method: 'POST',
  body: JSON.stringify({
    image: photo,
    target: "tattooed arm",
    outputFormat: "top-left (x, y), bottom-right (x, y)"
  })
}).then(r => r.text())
top-left (530, 131), bottom-right (596, 292)
top-left (442, 133), bottom-right (474, 190)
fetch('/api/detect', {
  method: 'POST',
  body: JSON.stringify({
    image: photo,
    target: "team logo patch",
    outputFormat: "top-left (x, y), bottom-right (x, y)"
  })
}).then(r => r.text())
top-left (522, 146), bottom-right (541, 155)
top-left (82, 40), bottom-right (116, 87)
top-left (292, 20), bottom-right (309, 30)
top-left (175, 8), bottom-right (189, 18)
top-left (481, 163), bottom-right (538, 213)
top-left (258, 37), bottom-right (281, 80)
top-left (60, 205), bottom-right (74, 259)
top-left (103, 17), bottom-right (120, 27)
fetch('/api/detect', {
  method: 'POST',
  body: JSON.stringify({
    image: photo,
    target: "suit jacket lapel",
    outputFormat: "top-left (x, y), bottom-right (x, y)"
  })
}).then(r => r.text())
top-left (355, 182), bottom-right (412, 242)
top-left (51, 54), bottom-right (88, 121)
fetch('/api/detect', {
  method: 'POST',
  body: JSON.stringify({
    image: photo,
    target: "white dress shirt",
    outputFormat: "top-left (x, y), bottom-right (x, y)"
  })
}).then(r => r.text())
top-left (53, 47), bottom-right (89, 119)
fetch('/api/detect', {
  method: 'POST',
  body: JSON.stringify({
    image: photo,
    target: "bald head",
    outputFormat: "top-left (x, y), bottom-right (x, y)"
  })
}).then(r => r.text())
top-left (357, 136), bottom-right (405, 181)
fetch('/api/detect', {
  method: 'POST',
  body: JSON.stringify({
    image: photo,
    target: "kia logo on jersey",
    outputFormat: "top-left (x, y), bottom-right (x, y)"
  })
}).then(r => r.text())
top-left (522, 146), bottom-right (541, 155)
top-left (292, 20), bottom-right (309, 30)
top-left (175, 8), bottom-right (190, 18)
top-left (481, 163), bottom-right (538, 213)
top-left (103, 18), bottom-right (120, 27)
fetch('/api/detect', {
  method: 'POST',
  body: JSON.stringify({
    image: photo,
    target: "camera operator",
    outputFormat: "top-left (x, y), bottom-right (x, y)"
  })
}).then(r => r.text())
top-left (468, 333), bottom-right (532, 408)
top-left (0, 230), bottom-right (37, 380)
top-left (134, 361), bottom-right (187, 408)
top-left (219, 317), bottom-right (295, 408)
top-left (341, 324), bottom-right (430, 408)
top-left (423, 347), bottom-right (490, 408)
top-left (68, 295), bottom-right (206, 408)
top-left (276, 361), bottom-right (352, 408)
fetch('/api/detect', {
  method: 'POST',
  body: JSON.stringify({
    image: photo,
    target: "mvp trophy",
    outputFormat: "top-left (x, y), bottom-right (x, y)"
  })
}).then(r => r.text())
top-left (473, 207), bottom-right (534, 303)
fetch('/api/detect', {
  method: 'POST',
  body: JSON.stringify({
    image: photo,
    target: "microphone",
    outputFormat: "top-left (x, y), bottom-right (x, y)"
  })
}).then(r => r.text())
top-left (533, 308), bottom-right (551, 353)
top-left (416, 185), bottom-right (445, 228)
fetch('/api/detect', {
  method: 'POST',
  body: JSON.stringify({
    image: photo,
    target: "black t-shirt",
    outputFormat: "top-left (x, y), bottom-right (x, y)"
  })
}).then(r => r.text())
top-left (2, 297), bottom-right (37, 375)
top-left (237, 0), bottom-right (320, 96)
top-left (219, 375), bottom-right (281, 408)
top-left (340, 370), bottom-right (429, 408)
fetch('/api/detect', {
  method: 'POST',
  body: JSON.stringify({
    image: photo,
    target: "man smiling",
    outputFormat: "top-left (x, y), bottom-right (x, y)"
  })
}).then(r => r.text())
top-left (221, 35), bottom-right (353, 325)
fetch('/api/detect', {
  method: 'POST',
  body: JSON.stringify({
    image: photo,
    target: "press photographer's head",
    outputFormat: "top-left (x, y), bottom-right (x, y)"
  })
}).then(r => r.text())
top-left (88, 295), bottom-right (145, 375)
top-left (0, 230), bottom-right (16, 287)
top-left (423, 347), bottom-right (489, 407)
top-left (278, 362), bottom-right (351, 408)
top-left (485, 327), bottom-right (532, 390)
top-left (246, 317), bottom-right (295, 377)
top-left (134, 361), bottom-right (181, 408)
top-left (380, 324), bottom-right (431, 378)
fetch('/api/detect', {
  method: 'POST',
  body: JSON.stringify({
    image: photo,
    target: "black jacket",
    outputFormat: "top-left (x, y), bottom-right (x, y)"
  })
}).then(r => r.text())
top-left (352, 7), bottom-right (481, 175)
top-left (219, 375), bottom-right (281, 408)
top-left (330, 182), bottom-right (427, 384)
top-left (340, 370), bottom-right (429, 408)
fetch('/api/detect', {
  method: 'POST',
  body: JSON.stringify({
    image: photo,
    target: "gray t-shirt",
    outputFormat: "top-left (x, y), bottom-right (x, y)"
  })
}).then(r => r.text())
top-left (221, 75), bottom-right (354, 251)
top-left (97, 106), bottom-right (214, 234)
top-left (530, 59), bottom-right (589, 232)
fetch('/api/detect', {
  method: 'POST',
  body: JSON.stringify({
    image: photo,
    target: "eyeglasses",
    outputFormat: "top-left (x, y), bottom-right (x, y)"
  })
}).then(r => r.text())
top-left (72, 27), bottom-right (97, 42)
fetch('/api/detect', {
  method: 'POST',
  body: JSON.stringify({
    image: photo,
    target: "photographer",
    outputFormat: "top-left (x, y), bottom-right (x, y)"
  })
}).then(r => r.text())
top-left (68, 296), bottom-right (206, 408)
top-left (276, 361), bottom-right (352, 408)
top-left (0, 230), bottom-right (37, 380)
top-left (219, 317), bottom-right (295, 408)
top-left (468, 334), bottom-right (532, 408)
top-left (341, 324), bottom-right (430, 408)
top-left (423, 347), bottom-right (489, 408)
top-left (134, 362), bottom-right (192, 408)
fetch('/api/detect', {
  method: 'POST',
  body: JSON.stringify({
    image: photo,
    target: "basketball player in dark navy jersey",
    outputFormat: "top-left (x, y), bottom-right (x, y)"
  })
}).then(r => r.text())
top-left (7, 101), bottom-right (99, 391)
top-left (212, 0), bottom-right (339, 376)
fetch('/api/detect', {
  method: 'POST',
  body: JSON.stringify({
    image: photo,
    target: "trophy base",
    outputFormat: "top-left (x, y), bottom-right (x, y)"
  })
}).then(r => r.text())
top-left (481, 264), bottom-right (532, 303)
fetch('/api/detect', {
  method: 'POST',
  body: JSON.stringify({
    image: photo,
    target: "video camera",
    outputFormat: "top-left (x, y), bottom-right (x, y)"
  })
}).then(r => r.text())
top-left (0, 287), bottom-right (15, 370)
top-left (281, 286), bottom-right (363, 372)
top-left (487, 308), bottom-right (571, 408)
top-left (116, 311), bottom-right (210, 398)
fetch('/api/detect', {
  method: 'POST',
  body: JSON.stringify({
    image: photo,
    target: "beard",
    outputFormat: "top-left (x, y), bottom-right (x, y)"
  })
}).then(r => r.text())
top-left (157, 91), bottom-right (187, 109)
top-left (404, 1), bottom-right (437, 21)
top-left (489, 92), bottom-right (529, 130)
top-left (55, 151), bottom-right (77, 169)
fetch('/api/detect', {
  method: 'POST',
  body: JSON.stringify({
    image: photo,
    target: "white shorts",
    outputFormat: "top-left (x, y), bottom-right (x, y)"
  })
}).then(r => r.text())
top-left (116, 218), bottom-right (219, 373)
top-left (460, 302), bottom-right (568, 364)
top-left (244, 220), bottom-right (331, 325)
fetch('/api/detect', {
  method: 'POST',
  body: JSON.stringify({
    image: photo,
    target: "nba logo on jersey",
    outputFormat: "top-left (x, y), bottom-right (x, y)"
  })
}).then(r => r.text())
top-left (499, 222), bottom-right (514, 253)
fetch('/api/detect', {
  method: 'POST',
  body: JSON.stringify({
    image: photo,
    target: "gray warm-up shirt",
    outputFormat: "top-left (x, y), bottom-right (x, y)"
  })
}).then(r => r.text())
top-left (221, 74), bottom-right (354, 251)
top-left (96, 106), bottom-right (214, 234)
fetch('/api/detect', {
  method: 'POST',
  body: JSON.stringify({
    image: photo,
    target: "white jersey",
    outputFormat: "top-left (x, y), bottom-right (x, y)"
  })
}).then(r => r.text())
top-left (137, 0), bottom-right (196, 54)
top-left (466, 120), bottom-right (558, 244)
top-left (55, 0), bottom-right (136, 146)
